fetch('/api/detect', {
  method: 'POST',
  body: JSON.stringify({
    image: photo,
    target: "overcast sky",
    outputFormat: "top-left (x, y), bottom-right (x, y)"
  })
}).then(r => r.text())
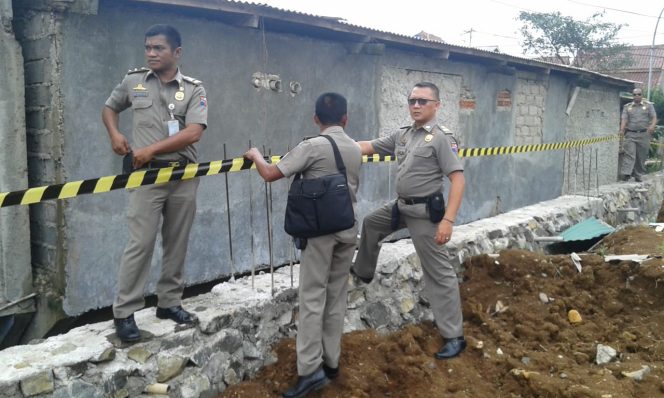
top-left (262, 0), bottom-right (664, 56)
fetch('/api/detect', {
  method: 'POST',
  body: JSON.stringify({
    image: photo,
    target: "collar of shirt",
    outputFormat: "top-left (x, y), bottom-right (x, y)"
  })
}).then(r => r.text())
top-left (409, 123), bottom-right (436, 134)
top-left (320, 125), bottom-right (345, 135)
top-left (145, 68), bottom-right (183, 86)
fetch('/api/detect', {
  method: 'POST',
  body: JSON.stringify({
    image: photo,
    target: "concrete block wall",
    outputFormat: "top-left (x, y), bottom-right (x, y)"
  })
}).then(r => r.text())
top-left (515, 77), bottom-right (546, 145)
top-left (11, 5), bottom-right (67, 339)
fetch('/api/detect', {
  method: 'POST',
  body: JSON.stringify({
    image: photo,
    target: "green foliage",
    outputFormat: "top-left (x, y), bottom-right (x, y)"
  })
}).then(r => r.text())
top-left (518, 11), bottom-right (630, 70)
top-left (650, 87), bottom-right (664, 124)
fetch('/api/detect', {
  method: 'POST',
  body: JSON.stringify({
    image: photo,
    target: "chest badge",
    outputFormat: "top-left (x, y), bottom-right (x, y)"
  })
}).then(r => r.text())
top-left (132, 83), bottom-right (147, 91)
top-left (424, 134), bottom-right (433, 142)
top-left (174, 91), bottom-right (185, 101)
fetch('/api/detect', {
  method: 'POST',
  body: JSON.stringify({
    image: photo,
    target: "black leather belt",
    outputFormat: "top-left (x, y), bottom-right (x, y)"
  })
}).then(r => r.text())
top-left (626, 129), bottom-right (647, 133)
top-left (144, 158), bottom-right (189, 169)
top-left (399, 197), bottom-right (427, 205)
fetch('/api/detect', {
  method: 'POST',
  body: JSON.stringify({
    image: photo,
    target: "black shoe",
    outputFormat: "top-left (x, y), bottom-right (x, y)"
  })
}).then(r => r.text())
top-left (620, 175), bottom-right (631, 182)
top-left (635, 176), bottom-right (643, 182)
top-left (435, 337), bottom-right (467, 360)
top-left (156, 305), bottom-right (197, 324)
top-left (322, 363), bottom-right (339, 380)
top-left (350, 267), bottom-right (373, 284)
top-left (283, 366), bottom-right (329, 398)
top-left (114, 314), bottom-right (140, 342)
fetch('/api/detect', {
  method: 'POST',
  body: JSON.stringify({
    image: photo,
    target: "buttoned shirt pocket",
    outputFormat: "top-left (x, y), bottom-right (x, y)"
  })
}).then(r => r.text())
top-left (131, 99), bottom-right (154, 127)
top-left (410, 146), bottom-right (437, 171)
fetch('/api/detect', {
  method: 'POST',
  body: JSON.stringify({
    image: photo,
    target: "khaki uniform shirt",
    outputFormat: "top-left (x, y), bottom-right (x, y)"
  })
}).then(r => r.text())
top-left (371, 124), bottom-right (463, 198)
top-left (105, 67), bottom-right (208, 162)
top-left (277, 126), bottom-right (362, 214)
top-left (622, 101), bottom-right (656, 132)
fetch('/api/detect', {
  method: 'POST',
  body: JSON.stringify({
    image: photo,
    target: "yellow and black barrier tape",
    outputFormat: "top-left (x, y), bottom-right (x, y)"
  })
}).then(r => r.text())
top-left (0, 134), bottom-right (619, 208)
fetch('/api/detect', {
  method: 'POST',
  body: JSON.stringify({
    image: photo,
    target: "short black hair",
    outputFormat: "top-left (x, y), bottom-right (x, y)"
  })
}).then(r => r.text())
top-left (315, 93), bottom-right (347, 125)
top-left (413, 82), bottom-right (440, 100)
top-left (145, 24), bottom-right (181, 49)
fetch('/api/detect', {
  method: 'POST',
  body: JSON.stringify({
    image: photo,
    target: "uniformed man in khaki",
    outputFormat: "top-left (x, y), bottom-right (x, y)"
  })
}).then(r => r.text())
top-left (244, 93), bottom-right (361, 398)
top-left (619, 88), bottom-right (657, 182)
top-left (102, 24), bottom-right (207, 342)
top-left (354, 82), bottom-right (467, 359)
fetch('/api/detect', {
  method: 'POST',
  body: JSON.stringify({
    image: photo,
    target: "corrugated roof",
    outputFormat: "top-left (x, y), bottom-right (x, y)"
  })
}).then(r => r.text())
top-left (560, 217), bottom-right (615, 242)
top-left (130, 0), bottom-right (635, 86)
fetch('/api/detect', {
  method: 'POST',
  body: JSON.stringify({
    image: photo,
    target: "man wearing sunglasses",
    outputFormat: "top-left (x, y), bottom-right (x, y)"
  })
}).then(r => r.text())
top-left (619, 88), bottom-right (657, 182)
top-left (354, 82), bottom-right (467, 359)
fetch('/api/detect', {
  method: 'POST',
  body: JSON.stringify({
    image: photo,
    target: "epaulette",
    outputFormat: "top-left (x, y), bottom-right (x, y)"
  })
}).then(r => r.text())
top-left (438, 125), bottom-right (454, 135)
top-left (127, 67), bottom-right (149, 75)
top-left (399, 125), bottom-right (411, 129)
top-left (182, 75), bottom-right (202, 86)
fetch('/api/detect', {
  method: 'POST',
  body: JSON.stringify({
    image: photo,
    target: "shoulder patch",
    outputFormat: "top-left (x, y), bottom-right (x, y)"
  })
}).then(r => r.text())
top-left (127, 67), bottom-right (149, 75)
top-left (182, 75), bottom-right (202, 86)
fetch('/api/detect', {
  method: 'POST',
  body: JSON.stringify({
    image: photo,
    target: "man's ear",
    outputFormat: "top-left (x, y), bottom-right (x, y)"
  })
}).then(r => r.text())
top-left (174, 47), bottom-right (182, 59)
top-left (314, 115), bottom-right (322, 127)
top-left (340, 114), bottom-right (348, 127)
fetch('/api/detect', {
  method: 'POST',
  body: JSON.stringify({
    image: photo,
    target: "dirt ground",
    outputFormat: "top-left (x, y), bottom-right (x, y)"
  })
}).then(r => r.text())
top-left (221, 225), bottom-right (664, 398)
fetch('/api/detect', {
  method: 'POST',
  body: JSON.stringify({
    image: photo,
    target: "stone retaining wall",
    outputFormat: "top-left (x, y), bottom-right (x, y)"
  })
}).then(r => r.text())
top-left (0, 176), bottom-right (662, 397)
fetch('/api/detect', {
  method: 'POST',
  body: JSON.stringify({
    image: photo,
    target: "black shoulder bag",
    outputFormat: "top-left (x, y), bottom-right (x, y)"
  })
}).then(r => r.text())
top-left (284, 135), bottom-right (355, 239)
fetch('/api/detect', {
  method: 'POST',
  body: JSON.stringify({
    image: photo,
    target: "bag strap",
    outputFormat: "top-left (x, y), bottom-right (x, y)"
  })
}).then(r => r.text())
top-left (320, 134), bottom-right (347, 177)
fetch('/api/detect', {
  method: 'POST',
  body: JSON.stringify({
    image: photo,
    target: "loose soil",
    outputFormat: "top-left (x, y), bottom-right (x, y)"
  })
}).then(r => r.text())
top-left (221, 225), bottom-right (664, 398)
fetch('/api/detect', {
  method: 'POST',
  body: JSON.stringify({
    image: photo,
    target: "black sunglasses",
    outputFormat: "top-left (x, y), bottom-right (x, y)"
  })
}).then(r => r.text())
top-left (407, 98), bottom-right (438, 106)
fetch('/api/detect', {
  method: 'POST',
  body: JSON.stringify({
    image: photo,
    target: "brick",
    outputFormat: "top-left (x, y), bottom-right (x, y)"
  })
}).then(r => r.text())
top-left (26, 84), bottom-right (51, 107)
top-left (26, 129), bottom-right (54, 155)
top-left (22, 37), bottom-right (51, 61)
top-left (14, 12), bottom-right (53, 40)
top-left (25, 59), bottom-right (51, 85)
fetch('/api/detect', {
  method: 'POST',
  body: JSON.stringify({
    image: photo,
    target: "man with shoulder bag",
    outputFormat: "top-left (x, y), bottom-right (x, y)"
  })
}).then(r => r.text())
top-left (354, 82), bottom-right (467, 360)
top-left (244, 93), bottom-right (361, 398)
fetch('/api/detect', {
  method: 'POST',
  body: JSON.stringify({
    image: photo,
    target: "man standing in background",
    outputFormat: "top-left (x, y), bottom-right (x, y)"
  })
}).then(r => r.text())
top-left (619, 88), bottom-right (657, 182)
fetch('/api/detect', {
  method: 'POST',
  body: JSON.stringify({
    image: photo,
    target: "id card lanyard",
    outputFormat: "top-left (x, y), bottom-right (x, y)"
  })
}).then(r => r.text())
top-left (167, 103), bottom-right (179, 136)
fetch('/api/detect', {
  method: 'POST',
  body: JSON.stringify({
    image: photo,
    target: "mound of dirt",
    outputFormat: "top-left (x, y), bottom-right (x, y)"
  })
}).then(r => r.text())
top-left (221, 226), bottom-right (664, 397)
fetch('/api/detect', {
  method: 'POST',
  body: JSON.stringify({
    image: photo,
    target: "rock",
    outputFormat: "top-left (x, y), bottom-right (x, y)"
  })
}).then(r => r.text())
top-left (621, 365), bottom-right (650, 381)
top-left (90, 347), bottom-right (116, 363)
top-left (128, 347), bottom-right (153, 364)
top-left (178, 374), bottom-right (211, 398)
top-left (521, 356), bottom-right (531, 366)
top-left (568, 309), bottom-right (582, 324)
top-left (51, 380), bottom-right (103, 398)
top-left (538, 292), bottom-right (549, 304)
top-left (202, 352), bottom-right (231, 385)
top-left (361, 302), bottom-right (391, 329)
top-left (400, 298), bottom-right (415, 314)
top-left (20, 370), bottom-right (55, 396)
top-left (242, 341), bottom-right (262, 360)
top-left (223, 368), bottom-right (240, 386)
top-left (496, 348), bottom-right (504, 356)
top-left (157, 355), bottom-right (188, 382)
top-left (595, 344), bottom-right (617, 365)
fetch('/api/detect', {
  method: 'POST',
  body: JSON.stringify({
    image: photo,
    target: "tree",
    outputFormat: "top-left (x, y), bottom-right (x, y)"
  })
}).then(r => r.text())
top-left (518, 11), bottom-right (630, 71)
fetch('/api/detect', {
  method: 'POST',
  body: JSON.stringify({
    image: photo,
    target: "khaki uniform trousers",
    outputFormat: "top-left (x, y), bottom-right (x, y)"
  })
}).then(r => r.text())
top-left (354, 200), bottom-right (463, 338)
top-left (296, 227), bottom-right (357, 376)
top-left (620, 131), bottom-right (650, 179)
top-left (113, 178), bottom-right (199, 319)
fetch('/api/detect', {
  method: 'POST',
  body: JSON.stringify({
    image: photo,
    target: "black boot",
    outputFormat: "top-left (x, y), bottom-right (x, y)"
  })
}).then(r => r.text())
top-left (322, 363), bottom-right (339, 380)
top-left (435, 336), bottom-right (467, 359)
top-left (114, 314), bottom-right (140, 342)
top-left (156, 305), bottom-right (197, 324)
top-left (283, 366), bottom-right (329, 398)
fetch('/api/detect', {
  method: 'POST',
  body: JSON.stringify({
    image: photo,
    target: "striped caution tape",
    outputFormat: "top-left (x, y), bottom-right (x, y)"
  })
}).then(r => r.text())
top-left (0, 134), bottom-right (619, 208)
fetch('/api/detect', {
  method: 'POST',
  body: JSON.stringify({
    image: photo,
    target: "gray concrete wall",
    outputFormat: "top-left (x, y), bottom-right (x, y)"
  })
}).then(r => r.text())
top-left (0, 0), bottom-right (32, 316)
top-left (10, 0), bottom-right (628, 320)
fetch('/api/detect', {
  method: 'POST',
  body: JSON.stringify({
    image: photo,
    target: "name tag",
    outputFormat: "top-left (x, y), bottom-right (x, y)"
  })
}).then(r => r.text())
top-left (167, 120), bottom-right (179, 136)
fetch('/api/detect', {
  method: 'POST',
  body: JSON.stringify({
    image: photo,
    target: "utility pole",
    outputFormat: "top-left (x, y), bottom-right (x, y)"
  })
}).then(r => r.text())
top-left (647, 7), bottom-right (664, 100)
top-left (464, 28), bottom-right (475, 47)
